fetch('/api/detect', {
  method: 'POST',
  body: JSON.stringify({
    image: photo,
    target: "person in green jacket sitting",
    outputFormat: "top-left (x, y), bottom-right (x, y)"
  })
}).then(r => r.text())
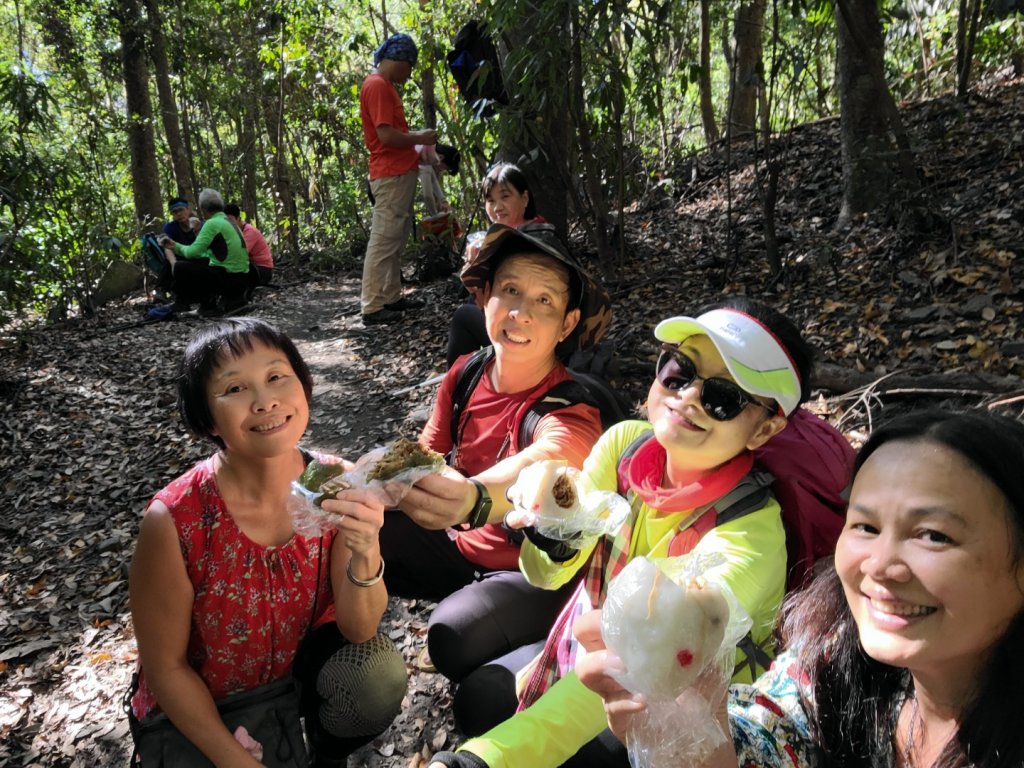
top-left (160, 187), bottom-right (249, 315)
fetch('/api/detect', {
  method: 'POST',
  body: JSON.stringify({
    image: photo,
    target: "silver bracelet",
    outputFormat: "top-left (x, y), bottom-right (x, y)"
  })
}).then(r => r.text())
top-left (346, 557), bottom-right (385, 587)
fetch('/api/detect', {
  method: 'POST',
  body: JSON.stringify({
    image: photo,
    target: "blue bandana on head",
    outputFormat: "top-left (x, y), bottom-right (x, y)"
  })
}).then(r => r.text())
top-left (373, 33), bottom-right (418, 67)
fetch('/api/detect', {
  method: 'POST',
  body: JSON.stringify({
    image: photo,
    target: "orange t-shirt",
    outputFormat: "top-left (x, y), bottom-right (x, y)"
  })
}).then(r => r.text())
top-left (360, 73), bottom-right (419, 180)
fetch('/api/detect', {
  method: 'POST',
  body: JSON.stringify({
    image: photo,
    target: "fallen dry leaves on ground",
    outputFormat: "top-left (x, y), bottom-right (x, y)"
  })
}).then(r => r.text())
top-left (1, 75), bottom-right (1023, 767)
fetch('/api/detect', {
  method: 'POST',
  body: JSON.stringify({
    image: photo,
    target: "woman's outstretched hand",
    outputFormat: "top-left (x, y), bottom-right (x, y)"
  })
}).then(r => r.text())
top-left (397, 468), bottom-right (476, 530)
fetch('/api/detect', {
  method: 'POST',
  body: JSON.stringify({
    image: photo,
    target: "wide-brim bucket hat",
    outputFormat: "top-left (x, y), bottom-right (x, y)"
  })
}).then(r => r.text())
top-left (460, 222), bottom-right (613, 352)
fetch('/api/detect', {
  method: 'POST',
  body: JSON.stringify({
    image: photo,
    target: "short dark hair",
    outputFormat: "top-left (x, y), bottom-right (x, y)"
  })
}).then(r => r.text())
top-left (481, 163), bottom-right (537, 220)
top-left (224, 203), bottom-right (241, 218)
top-left (177, 318), bottom-right (313, 448)
top-left (702, 297), bottom-right (815, 404)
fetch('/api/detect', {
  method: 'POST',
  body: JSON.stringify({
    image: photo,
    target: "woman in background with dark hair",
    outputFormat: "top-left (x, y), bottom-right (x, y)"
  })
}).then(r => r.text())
top-left (447, 163), bottom-right (545, 367)
top-left (576, 409), bottom-right (1024, 768)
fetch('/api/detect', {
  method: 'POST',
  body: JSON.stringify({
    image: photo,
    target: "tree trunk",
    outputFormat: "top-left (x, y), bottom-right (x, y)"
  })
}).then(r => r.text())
top-left (419, 0), bottom-right (437, 129)
top-left (567, 0), bottom-right (613, 274)
top-left (239, 108), bottom-right (260, 224)
top-left (141, 0), bottom-right (192, 200)
top-left (114, 0), bottom-right (163, 231)
top-left (262, 90), bottom-right (299, 258)
top-left (497, 25), bottom-right (571, 233)
top-left (728, 0), bottom-right (765, 138)
top-left (262, 16), bottom-right (300, 259)
top-left (698, 0), bottom-right (720, 145)
top-left (835, 0), bottom-right (918, 225)
top-left (956, 0), bottom-right (983, 98)
top-left (178, 83), bottom-right (199, 201)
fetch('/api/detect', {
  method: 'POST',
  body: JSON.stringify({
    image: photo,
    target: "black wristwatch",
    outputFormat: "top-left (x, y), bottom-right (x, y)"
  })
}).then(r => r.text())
top-left (466, 479), bottom-right (493, 529)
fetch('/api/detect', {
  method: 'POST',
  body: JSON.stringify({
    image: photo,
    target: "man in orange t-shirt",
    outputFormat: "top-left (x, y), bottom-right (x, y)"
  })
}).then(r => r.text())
top-left (359, 32), bottom-right (436, 325)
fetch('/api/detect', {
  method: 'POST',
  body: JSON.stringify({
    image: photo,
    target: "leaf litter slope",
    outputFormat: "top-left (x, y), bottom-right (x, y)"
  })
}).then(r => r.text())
top-left (1, 74), bottom-right (1023, 767)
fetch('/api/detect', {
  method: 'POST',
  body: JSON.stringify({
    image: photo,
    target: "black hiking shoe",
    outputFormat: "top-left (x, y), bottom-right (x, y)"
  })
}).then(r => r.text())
top-left (384, 296), bottom-right (424, 312)
top-left (361, 308), bottom-right (403, 325)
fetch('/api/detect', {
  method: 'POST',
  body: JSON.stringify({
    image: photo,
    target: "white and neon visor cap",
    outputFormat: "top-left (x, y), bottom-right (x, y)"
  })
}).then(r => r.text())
top-left (654, 308), bottom-right (803, 416)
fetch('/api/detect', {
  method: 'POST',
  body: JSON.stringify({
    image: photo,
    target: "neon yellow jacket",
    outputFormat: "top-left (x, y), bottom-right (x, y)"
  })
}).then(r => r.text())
top-left (459, 420), bottom-right (787, 768)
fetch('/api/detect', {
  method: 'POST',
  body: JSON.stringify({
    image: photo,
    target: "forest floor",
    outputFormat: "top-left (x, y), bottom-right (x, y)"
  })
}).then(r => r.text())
top-left (1, 73), bottom-right (1023, 767)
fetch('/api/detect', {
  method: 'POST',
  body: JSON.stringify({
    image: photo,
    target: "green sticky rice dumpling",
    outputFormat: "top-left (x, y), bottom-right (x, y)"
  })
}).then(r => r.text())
top-left (366, 438), bottom-right (443, 481)
top-left (299, 460), bottom-right (351, 504)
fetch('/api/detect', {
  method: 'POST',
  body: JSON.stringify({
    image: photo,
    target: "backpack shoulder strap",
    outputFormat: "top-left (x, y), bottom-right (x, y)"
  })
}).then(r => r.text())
top-left (516, 378), bottom-right (597, 450)
top-left (615, 431), bottom-right (656, 496)
top-left (448, 346), bottom-right (494, 445)
top-left (706, 470), bottom-right (775, 526)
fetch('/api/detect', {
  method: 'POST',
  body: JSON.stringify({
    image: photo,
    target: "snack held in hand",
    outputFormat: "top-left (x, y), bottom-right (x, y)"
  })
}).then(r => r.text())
top-left (366, 437), bottom-right (444, 482)
top-left (508, 460), bottom-right (629, 544)
top-left (601, 557), bottom-right (729, 700)
top-left (509, 460), bottom-right (581, 520)
top-left (290, 438), bottom-right (446, 536)
top-left (299, 460), bottom-right (352, 505)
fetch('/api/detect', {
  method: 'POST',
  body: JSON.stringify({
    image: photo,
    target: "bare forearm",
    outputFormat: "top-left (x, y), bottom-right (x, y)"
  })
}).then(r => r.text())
top-left (376, 124), bottom-right (435, 149)
top-left (335, 549), bottom-right (388, 643)
top-left (146, 663), bottom-right (260, 767)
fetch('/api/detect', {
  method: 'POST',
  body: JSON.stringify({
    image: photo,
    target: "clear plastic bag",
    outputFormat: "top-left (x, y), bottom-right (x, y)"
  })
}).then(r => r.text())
top-left (600, 555), bottom-right (752, 768)
top-left (288, 440), bottom-right (446, 536)
top-left (508, 460), bottom-right (630, 547)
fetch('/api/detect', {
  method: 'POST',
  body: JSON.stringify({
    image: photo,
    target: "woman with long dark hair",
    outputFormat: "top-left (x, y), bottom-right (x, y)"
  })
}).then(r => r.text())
top-left (576, 409), bottom-right (1024, 768)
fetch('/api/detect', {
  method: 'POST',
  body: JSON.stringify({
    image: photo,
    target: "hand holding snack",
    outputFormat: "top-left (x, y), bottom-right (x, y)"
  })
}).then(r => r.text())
top-left (320, 488), bottom-right (385, 556)
top-left (290, 439), bottom-right (445, 535)
top-left (599, 556), bottom-right (749, 768)
top-left (397, 466), bottom-right (483, 530)
top-left (601, 558), bottom-right (728, 700)
top-left (507, 459), bottom-right (630, 545)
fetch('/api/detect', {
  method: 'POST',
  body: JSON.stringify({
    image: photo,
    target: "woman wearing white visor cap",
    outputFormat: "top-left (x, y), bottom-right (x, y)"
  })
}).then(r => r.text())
top-left (429, 298), bottom-right (854, 768)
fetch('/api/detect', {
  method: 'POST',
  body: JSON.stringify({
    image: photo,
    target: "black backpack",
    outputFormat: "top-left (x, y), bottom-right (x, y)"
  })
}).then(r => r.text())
top-left (446, 20), bottom-right (508, 117)
top-left (448, 346), bottom-right (630, 453)
top-left (141, 233), bottom-right (171, 284)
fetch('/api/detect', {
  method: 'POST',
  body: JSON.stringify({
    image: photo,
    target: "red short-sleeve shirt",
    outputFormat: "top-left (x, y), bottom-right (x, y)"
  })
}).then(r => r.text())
top-left (360, 73), bottom-right (419, 180)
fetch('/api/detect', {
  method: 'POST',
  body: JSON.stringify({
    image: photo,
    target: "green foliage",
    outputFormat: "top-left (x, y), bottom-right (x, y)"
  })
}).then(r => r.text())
top-left (2, 0), bottom-right (1021, 320)
top-left (974, 12), bottom-right (1024, 74)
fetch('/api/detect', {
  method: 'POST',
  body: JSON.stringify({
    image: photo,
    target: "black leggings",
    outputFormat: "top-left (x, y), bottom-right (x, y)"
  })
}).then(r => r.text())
top-left (292, 624), bottom-right (408, 766)
top-left (172, 259), bottom-right (248, 309)
top-left (428, 571), bottom-right (579, 683)
top-left (380, 511), bottom-right (578, 680)
top-left (446, 303), bottom-right (489, 368)
top-left (379, 510), bottom-right (482, 600)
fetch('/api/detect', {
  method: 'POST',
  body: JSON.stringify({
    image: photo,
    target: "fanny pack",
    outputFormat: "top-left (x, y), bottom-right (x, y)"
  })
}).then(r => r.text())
top-left (125, 675), bottom-right (309, 767)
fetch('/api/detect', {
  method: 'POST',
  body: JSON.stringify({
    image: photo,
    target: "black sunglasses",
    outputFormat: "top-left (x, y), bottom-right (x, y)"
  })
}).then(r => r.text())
top-left (655, 344), bottom-right (777, 421)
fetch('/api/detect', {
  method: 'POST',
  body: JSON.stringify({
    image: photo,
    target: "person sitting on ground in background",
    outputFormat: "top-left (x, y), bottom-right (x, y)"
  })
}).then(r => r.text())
top-left (359, 32), bottom-right (436, 326)
top-left (575, 409), bottom-right (1024, 768)
top-left (428, 298), bottom-right (815, 768)
top-left (163, 196), bottom-right (201, 247)
top-left (419, 143), bottom-right (462, 218)
top-left (160, 188), bottom-right (250, 315)
top-left (446, 163), bottom-right (545, 367)
top-left (225, 202), bottom-right (274, 289)
top-left (381, 222), bottom-right (611, 687)
top-left (128, 318), bottom-right (407, 767)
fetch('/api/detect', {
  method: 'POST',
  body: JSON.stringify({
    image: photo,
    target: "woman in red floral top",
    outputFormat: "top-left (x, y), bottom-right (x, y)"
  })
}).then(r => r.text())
top-left (129, 318), bottom-right (406, 767)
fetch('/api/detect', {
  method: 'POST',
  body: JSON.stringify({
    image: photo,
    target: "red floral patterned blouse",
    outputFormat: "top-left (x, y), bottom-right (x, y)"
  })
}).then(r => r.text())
top-left (131, 455), bottom-right (336, 718)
